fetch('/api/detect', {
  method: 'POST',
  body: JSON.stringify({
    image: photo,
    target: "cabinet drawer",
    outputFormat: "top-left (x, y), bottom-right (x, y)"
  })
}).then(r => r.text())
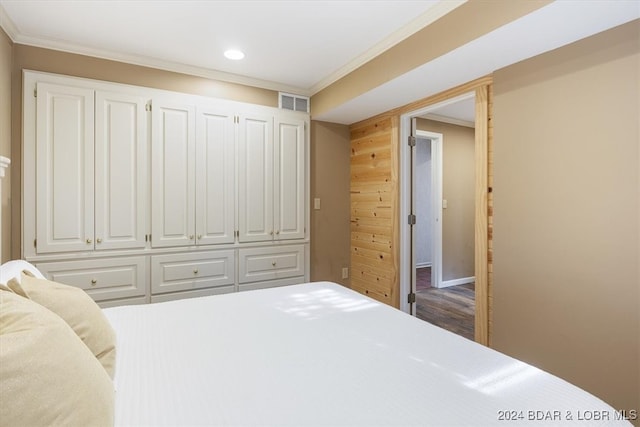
top-left (35, 257), bottom-right (147, 302)
top-left (239, 245), bottom-right (304, 284)
top-left (151, 250), bottom-right (235, 295)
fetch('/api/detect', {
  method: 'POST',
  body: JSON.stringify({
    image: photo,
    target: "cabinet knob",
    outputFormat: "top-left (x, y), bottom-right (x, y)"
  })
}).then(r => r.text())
top-left (96, 238), bottom-right (102, 243)
top-left (193, 269), bottom-right (199, 274)
top-left (189, 235), bottom-right (195, 240)
top-left (272, 261), bottom-right (276, 267)
top-left (90, 279), bottom-right (97, 286)
top-left (269, 230), bottom-right (274, 235)
top-left (86, 238), bottom-right (92, 244)
top-left (275, 230), bottom-right (280, 235)
top-left (197, 234), bottom-right (202, 240)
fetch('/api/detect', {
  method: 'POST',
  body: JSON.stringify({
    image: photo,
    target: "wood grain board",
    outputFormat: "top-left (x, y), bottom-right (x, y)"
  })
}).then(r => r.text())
top-left (350, 116), bottom-right (398, 307)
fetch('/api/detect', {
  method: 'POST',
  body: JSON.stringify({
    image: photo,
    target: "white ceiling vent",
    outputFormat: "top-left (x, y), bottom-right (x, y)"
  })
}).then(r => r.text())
top-left (279, 92), bottom-right (309, 113)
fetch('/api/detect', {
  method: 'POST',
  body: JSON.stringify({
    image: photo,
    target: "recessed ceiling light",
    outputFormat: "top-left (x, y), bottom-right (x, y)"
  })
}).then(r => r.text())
top-left (224, 49), bottom-right (245, 60)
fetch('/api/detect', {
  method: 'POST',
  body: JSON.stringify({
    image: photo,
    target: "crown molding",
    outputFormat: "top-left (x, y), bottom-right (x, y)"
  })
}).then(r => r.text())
top-left (15, 33), bottom-right (310, 95)
top-left (308, 0), bottom-right (466, 95)
top-left (0, 3), bottom-right (18, 41)
top-left (0, 0), bottom-right (465, 97)
top-left (0, 2), bottom-right (309, 96)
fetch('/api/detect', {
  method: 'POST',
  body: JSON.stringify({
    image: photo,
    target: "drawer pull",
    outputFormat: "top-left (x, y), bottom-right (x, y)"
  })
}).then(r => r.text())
top-left (275, 230), bottom-right (280, 235)
top-left (90, 279), bottom-right (97, 286)
top-left (189, 235), bottom-right (195, 240)
top-left (197, 234), bottom-right (202, 240)
top-left (86, 238), bottom-right (92, 244)
top-left (193, 269), bottom-right (199, 274)
top-left (96, 238), bottom-right (102, 243)
top-left (269, 230), bottom-right (274, 236)
top-left (272, 261), bottom-right (276, 267)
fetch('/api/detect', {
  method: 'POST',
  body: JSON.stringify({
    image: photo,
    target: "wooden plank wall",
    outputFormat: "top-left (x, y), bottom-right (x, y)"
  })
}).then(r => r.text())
top-left (350, 116), bottom-right (399, 307)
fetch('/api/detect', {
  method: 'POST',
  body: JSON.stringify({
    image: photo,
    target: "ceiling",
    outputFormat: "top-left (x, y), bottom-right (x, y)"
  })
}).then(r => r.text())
top-left (0, 0), bottom-right (453, 92)
top-left (1, 0), bottom-right (638, 124)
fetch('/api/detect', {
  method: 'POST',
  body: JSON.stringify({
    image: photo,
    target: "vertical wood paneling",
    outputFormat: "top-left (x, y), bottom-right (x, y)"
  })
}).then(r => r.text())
top-left (350, 116), bottom-right (398, 307)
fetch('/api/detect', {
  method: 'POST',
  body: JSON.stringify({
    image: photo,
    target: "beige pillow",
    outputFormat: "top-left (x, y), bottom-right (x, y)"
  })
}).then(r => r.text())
top-left (0, 291), bottom-right (114, 426)
top-left (7, 272), bottom-right (116, 379)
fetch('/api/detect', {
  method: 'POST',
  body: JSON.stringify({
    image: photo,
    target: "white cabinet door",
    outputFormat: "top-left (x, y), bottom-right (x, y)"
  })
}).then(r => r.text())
top-left (36, 82), bottom-right (94, 253)
top-left (195, 106), bottom-right (235, 245)
top-left (152, 98), bottom-right (196, 247)
top-left (274, 116), bottom-right (305, 240)
top-left (95, 91), bottom-right (148, 250)
top-left (238, 112), bottom-right (273, 242)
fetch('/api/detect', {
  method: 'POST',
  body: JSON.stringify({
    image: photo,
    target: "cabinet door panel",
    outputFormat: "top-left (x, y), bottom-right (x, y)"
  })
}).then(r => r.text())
top-left (152, 100), bottom-right (195, 247)
top-left (238, 113), bottom-right (273, 242)
top-left (195, 107), bottom-right (235, 245)
top-left (95, 91), bottom-right (148, 250)
top-left (274, 116), bottom-right (305, 240)
top-left (36, 82), bottom-right (94, 253)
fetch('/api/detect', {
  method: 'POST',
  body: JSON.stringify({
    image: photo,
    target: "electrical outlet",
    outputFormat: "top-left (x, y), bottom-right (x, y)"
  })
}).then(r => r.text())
top-left (342, 267), bottom-right (349, 279)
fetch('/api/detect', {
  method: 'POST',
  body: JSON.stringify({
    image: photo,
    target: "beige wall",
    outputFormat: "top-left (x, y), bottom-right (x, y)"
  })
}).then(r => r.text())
top-left (0, 29), bottom-right (11, 262)
top-left (417, 119), bottom-right (475, 282)
top-left (492, 20), bottom-right (639, 414)
top-left (310, 121), bottom-right (351, 286)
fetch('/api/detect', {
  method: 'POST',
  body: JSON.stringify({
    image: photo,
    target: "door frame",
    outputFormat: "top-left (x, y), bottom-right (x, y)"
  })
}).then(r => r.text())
top-left (399, 88), bottom-right (489, 345)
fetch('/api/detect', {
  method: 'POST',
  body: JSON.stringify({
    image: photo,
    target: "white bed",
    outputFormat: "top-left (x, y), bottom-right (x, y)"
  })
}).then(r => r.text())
top-left (103, 281), bottom-right (628, 426)
top-left (0, 261), bottom-right (631, 426)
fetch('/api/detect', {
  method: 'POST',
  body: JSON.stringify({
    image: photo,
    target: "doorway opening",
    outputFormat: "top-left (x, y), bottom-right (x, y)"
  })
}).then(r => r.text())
top-left (414, 123), bottom-right (475, 341)
top-left (400, 88), bottom-right (489, 344)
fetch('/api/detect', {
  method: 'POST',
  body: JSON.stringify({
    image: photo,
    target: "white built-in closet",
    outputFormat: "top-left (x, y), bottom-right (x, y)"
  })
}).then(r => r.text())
top-left (22, 70), bottom-right (309, 307)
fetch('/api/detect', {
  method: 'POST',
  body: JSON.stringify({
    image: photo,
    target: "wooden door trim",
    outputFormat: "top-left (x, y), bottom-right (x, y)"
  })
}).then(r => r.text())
top-left (363, 75), bottom-right (493, 345)
top-left (474, 85), bottom-right (489, 346)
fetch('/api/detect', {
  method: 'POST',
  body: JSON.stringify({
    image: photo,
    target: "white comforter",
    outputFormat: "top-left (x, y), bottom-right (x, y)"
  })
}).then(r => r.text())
top-left (104, 282), bottom-right (629, 426)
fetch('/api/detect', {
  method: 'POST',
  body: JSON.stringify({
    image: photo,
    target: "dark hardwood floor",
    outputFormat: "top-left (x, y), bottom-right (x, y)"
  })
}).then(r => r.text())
top-left (416, 266), bottom-right (431, 290)
top-left (415, 267), bottom-right (475, 340)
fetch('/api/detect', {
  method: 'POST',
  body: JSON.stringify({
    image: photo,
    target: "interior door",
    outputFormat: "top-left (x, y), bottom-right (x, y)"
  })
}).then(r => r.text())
top-left (409, 120), bottom-right (437, 315)
top-left (409, 118), bottom-right (418, 315)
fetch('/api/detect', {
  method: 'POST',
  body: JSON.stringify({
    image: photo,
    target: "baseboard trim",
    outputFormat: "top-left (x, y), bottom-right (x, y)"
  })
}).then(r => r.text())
top-left (439, 276), bottom-right (475, 289)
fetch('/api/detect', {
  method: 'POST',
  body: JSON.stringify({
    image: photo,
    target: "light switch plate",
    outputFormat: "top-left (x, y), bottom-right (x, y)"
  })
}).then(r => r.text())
top-left (314, 198), bottom-right (321, 210)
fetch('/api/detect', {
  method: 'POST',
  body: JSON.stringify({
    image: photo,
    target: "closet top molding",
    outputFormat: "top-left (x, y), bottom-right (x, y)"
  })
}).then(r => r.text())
top-left (23, 69), bottom-right (310, 119)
